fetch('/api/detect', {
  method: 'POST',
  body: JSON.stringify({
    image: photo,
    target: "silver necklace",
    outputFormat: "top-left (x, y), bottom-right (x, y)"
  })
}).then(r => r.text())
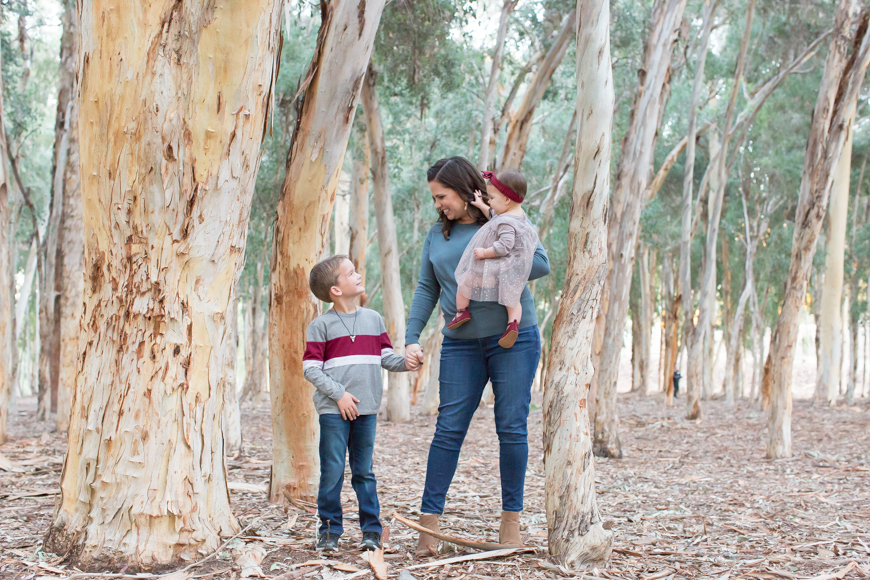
top-left (332, 307), bottom-right (359, 342)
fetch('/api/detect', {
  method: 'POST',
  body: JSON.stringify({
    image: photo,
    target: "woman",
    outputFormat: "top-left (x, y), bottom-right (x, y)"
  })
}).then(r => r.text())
top-left (404, 156), bottom-right (550, 555)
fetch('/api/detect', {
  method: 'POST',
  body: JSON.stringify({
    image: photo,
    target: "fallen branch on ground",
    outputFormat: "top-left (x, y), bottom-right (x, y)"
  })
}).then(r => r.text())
top-left (392, 512), bottom-right (522, 551)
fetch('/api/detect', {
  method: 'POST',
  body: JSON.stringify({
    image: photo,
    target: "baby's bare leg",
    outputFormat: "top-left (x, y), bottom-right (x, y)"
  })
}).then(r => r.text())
top-left (456, 285), bottom-right (471, 311)
top-left (506, 302), bottom-right (522, 324)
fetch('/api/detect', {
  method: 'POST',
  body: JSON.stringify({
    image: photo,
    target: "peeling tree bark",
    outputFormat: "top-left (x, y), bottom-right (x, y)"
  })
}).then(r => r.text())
top-left (45, 0), bottom-right (283, 567)
top-left (55, 0), bottom-right (82, 433)
top-left (544, 0), bottom-right (614, 567)
top-left (361, 62), bottom-right (410, 422)
top-left (269, 0), bottom-right (385, 503)
top-left (768, 1), bottom-right (870, 459)
top-left (499, 9), bottom-right (575, 170)
top-left (593, 0), bottom-right (687, 457)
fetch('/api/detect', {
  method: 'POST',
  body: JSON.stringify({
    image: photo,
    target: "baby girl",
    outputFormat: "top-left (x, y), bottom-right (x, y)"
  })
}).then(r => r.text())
top-left (448, 169), bottom-right (539, 348)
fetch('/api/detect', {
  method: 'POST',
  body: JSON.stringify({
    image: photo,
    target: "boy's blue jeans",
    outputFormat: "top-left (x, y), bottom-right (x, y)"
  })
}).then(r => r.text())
top-left (317, 413), bottom-right (382, 536)
top-left (421, 325), bottom-right (540, 515)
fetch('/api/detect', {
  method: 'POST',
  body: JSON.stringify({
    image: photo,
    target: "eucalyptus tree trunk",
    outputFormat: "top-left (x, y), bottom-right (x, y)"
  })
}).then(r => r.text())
top-left (768, 2), bottom-right (870, 459)
top-left (688, 0), bottom-right (754, 417)
top-left (55, 0), bottom-right (82, 432)
top-left (499, 9), bottom-right (575, 170)
top-left (593, 0), bottom-right (687, 457)
top-left (241, 246), bottom-right (268, 405)
top-left (479, 0), bottom-right (516, 171)
top-left (348, 122), bottom-right (370, 305)
top-left (45, 0), bottom-right (283, 567)
top-left (269, 0), bottom-right (385, 503)
top-left (420, 312), bottom-right (445, 416)
top-left (816, 127), bottom-right (853, 404)
top-left (223, 298), bottom-right (242, 459)
top-left (361, 62), bottom-right (410, 422)
top-left (0, 29), bottom-right (10, 445)
top-left (544, 0), bottom-right (613, 565)
top-left (660, 255), bottom-right (679, 403)
top-left (333, 181), bottom-right (351, 255)
top-left (630, 247), bottom-right (652, 394)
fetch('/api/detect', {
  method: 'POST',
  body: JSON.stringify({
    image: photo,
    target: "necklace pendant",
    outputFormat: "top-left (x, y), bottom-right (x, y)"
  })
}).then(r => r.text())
top-left (350, 335), bottom-right (356, 342)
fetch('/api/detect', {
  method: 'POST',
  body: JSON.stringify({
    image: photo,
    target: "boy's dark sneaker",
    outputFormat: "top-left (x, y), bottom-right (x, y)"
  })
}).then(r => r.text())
top-left (316, 532), bottom-right (340, 553)
top-left (360, 532), bottom-right (382, 551)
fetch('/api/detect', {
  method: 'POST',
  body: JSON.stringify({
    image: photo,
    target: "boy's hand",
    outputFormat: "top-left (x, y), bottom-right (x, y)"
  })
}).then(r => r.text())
top-left (337, 392), bottom-right (361, 420)
top-left (405, 344), bottom-right (424, 371)
top-left (473, 247), bottom-right (490, 260)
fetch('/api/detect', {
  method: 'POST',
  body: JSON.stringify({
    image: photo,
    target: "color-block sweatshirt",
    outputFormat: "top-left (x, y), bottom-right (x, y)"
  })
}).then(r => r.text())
top-left (302, 307), bottom-right (409, 415)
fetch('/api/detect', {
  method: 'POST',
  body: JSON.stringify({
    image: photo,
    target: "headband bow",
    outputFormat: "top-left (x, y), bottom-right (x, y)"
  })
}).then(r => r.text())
top-left (482, 171), bottom-right (523, 204)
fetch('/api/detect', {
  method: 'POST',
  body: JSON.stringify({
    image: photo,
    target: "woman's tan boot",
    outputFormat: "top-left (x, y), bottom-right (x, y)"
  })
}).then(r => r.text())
top-left (414, 513), bottom-right (440, 557)
top-left (499, 511), bottom-right (523, 546)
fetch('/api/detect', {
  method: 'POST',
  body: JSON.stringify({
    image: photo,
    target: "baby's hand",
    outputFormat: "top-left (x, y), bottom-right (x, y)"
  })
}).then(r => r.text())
top-left (473, 247), bottom-right (488, 260)
top-left (471, 190), bottom-right (488, 209)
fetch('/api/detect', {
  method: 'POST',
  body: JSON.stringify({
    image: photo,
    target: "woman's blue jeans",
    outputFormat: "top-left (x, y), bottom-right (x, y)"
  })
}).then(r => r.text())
top-left (317, 413), bottom-right (382, 536)
top-left (421, 325), bottom-right (540, 514)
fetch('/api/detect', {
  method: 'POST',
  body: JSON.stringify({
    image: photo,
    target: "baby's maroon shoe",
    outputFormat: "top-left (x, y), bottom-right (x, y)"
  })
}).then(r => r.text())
top-left (447, 308), bottom-right (471, 329)
top-left (498, 320), bottom-right (520, 348)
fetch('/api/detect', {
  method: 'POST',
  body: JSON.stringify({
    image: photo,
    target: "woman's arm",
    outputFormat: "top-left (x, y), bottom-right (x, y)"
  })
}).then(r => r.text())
top-left (528, 239), bottom-right (551, 281)
top-left (405, 230), bottom-right (441, 346)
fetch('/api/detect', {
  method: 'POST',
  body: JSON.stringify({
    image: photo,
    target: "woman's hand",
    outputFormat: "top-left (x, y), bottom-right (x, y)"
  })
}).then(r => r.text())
top-left (405, 343), bottom-right (425, 371)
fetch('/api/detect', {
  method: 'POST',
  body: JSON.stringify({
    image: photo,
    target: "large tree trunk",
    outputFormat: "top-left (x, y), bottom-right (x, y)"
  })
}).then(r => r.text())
top-left (269, 0), bottom-right (384, 504)
top-left (478, 0), bottom-right (516, 171)
top-left (499, 9), bottom-right (575, 170)
top-left (767, 2), bottom-right (870, 459)
top-left (55, 0), bottom-right (82, 432)
top-left (46, 0), bottom-right (283, 567)
top-left (361, 62), bottom-right (410, 422)
top-left (0, 16), bottom-right (10, 444)
top-left (544, 0), bottom-right (614, 566)
top-left (816, 124), bottom-right (853, 404)
top-left (593, 0), bottom-right (687, 457)
top-left (348, 122), bottom-right (370, 305)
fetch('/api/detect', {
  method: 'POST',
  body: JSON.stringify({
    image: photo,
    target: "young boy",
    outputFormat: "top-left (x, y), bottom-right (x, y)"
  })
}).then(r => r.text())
top-left (303, 255), bottom-right (411, 553)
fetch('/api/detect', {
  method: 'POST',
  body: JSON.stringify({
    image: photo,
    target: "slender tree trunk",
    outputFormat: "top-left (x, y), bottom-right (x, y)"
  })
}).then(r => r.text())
top-left (0, 15), bottom-right (11, 444)
top-left (593, 0), bottom-right (687, 457)
top-left (544, 0), bottom-right (614, 565)
top-left (817, 123), bottom-right (853, 405)
top-left (11, 237), bottom-right (37, 392)
top-left (499, 9), bottom-right (576, 170)
top-left (631, 269), bottom-right (643, 393)
top-left (46, 0), bottom-right (283, 567)
top-left (639, 245), bottom-right (653, 394)
top-left (361, 62), bottom-right (410, 422)
top-left (420, 312), bottom-right (444, 416)
top-left (223, 297), bottom-right (242, 458)
top-left (269, 0), bottom-right (385, 503)
top-left (348, 122), bottom-right (370, 305)
top-left (768, 2), bottom-right (870, 459)
top-left (660, 255), bottom-right (679, 404)
top-left (55, 0), bottom-right (82, 433)
top-left (479, 0), bottom-right (515, 171)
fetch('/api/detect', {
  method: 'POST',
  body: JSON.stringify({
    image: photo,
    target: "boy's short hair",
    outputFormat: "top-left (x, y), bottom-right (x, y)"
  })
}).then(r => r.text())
top-left (309, 255), bottom-right (347, 303)
top-left (497, 168), bottom-right (527, 200)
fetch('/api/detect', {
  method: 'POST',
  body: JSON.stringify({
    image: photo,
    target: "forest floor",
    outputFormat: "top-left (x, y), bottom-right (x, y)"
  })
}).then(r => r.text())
top-left (1, 392), bottom-right (869, 580)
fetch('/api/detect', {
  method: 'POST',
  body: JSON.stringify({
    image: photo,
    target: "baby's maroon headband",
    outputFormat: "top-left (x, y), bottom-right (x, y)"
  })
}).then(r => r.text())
top-left (482, 171), bottom-right (524, 203)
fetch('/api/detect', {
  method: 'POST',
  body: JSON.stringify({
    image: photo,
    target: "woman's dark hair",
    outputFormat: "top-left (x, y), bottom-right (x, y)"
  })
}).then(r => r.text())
top-left (427, 156), bottom-right (489, 239)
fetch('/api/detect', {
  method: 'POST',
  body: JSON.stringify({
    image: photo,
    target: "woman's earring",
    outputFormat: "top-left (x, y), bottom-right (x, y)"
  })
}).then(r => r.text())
top-left (464, 201), bottom-right (468, 211)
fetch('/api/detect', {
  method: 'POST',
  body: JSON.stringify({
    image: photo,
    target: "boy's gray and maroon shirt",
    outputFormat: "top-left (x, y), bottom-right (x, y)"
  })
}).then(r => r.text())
top-left (303, 307), bottom-right (408, 415)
